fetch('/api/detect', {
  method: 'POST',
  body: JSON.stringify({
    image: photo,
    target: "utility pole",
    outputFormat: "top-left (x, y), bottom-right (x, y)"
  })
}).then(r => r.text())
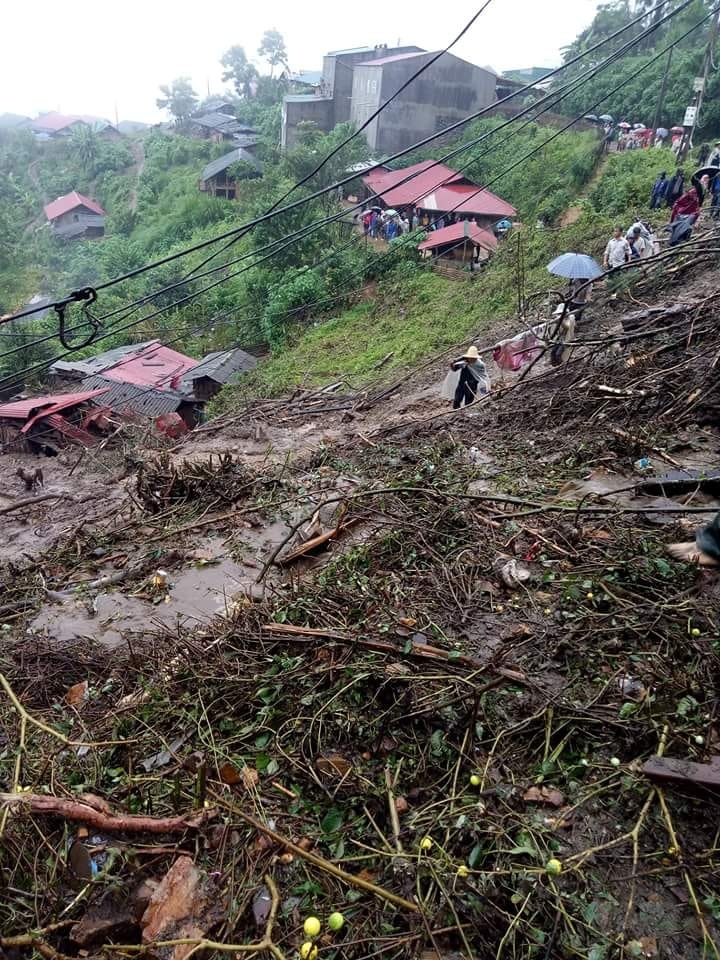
top-left (679, 7), bottom-right (720, 161)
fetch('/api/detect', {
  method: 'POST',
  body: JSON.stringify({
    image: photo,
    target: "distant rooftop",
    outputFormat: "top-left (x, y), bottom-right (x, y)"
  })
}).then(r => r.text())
top-left (358, 50), bottom-right (430, 66)
top-left (201, 147), bottom-right (262, 182)
top-left (327, 45), bottom-right (375, 56)
top-left (284, 94), bottom-right (329, 103)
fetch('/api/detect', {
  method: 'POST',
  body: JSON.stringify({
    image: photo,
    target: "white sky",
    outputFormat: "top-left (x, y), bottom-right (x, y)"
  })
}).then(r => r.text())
top-left (2, 0), bottom-right (599, 124)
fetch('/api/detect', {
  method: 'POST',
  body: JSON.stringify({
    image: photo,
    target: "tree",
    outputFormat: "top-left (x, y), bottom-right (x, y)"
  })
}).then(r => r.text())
top-left (70, 124), bottom-right (100, 173)
top-left (156, 78), bottom-right (198, 125)
top-left (221, 46), bottom-right (259, 100)
top-left (258, 29), bottom-right (288, 79)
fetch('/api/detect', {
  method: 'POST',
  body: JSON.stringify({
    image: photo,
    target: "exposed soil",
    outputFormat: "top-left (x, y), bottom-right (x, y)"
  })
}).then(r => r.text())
top-left (2, 249), bottom-right (720, 960)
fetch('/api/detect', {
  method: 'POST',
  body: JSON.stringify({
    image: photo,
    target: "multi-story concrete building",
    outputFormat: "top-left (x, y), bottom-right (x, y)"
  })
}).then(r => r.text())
top-left (281, 44), bottom-right (499, 154)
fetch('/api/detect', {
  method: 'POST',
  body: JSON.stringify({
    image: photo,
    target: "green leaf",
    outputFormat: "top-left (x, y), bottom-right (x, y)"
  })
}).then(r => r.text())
top-left (676, 695), bottom-right (699, 717)
top-left (468, 844), bottom-right (483, 868)
top-left (619, 701), bottom-right (639, 719)
top-left (255, 732), bottom-right (272, 748)
top-left (266, 758), bottom-right (279, 776)
top-left (321, 807), bottom-right (344, 835)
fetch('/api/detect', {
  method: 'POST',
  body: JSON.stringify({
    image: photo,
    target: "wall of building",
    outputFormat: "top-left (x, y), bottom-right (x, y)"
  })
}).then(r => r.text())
top-left (51, 209), bottom-right (105, 240)
top-left (371, 52), bottom-right (498, 155)
top-left (281, 96), bottom-right (334, 149)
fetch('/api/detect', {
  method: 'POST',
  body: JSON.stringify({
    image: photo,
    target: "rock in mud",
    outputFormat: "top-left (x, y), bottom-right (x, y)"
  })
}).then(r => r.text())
top-left (71, 899), bottom-right (137, 946)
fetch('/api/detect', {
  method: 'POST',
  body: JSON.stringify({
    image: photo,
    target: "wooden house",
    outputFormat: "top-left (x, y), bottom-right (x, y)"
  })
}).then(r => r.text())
top-left (198, 148), bottom-right (262, 199)
top-left (44, 192), bottom-right (106, 240)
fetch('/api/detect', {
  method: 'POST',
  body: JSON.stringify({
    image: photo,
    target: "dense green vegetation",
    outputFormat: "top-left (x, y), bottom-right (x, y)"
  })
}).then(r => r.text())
top-left (0, 2), bottom-right (711, 394)
top-left (558, 0), bottom-right (720, 133)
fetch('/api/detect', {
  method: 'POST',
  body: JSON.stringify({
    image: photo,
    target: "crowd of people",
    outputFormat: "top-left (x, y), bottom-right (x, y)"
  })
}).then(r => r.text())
top-left (602, 120), bottom-right (690, 155)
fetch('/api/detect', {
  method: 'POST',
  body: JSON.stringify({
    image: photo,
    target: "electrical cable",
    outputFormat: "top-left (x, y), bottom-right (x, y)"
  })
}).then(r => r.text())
top-left (6, 0), bottom-right (692, 359)
top-left (1, 0), bottom-right (704, 391)
top-left (2, 0), bottom-right (684, 325)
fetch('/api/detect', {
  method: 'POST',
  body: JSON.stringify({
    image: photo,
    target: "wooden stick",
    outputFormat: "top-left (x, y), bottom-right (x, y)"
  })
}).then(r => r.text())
top-left (0, 493), bottom-right (74, 515)
top-left (261, 622), bottom-right (526, 684)
top-left (211, 794), bottom-right (418, 912)
top-left (0, 793), bottom-right (216, 834)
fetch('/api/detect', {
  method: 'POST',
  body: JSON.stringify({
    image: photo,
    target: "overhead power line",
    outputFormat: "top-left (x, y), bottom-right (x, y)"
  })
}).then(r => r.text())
top-left (2, 0), bottom-right (684, 327)
top-left (2, 0), bottom-right (709, 394)
top-left (7, 0), bottom-right (695, 359)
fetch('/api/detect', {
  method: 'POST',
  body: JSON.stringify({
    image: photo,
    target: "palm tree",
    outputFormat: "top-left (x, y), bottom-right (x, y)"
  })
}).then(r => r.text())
top-left (71, 125), bottom-right (100, 174)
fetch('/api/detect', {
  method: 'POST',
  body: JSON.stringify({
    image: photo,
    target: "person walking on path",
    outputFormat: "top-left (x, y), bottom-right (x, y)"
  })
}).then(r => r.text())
top-left (650, 172), bottom-right (668, 208)
top-left (670, 170), bottom-right (706, 223)
top-left (450, 346), bottom-right (489, 409)
top-left (603, 226), bottom-right (631, 269)
top-left (665, 169), bottom-right (685, 207)
top-left (709, 142), bottom-right (720, 167)
top-left (698, 143), bottom-right (711, 166)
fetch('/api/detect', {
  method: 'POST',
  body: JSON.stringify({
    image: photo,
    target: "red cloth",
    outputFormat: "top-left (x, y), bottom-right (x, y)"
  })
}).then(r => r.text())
top-left (671, 190), bottom-right (700, 221)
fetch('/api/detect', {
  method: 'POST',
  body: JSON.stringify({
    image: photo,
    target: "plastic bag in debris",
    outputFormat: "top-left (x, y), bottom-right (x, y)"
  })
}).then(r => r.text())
top-left (441, 369), bottom-right (460, 401)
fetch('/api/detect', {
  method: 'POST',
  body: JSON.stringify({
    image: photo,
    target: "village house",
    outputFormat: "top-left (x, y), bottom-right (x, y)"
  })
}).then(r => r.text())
top-left (281, 44), bottom-right (500, 153)
top-left (362, 160), bottom-right (517, 233)
top-left (189, 112), bottom-right (259, 145)
top-left (184, 348), bottom-right (257, 401)
top-left (198, 147), bottom-right (262, 199)
top-left (418, 221), bottom-right (497, 267)
top-left (44, 192), bottom-right (106, 240)
top-left (50, 340), bottom-right (258, 429)
top-left (0, 388), bottom-right (110, 453)
top-left (28, 112), bottom-right (121, 139)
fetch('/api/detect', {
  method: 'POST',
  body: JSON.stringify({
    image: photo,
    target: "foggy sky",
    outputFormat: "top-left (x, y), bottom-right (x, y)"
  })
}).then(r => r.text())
top-left (2, 0), bottom-right (599, 124)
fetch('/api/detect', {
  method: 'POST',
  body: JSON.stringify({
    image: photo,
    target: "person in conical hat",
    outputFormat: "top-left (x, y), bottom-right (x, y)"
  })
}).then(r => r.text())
top-left (449, 345), bottom-right (489, 409)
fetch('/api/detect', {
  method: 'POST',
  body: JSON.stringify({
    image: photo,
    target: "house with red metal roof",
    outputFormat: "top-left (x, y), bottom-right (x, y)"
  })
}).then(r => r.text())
top-left (362, 160), bottom-right (516, 232)
top-left (28, 112), bottom-right (121, 139)
top-left (0, 388), bottom-right (110, 451)
top-left (418, 221), bottom-right (497, 269)
top-left (43, 192), bottom-right (106, 241)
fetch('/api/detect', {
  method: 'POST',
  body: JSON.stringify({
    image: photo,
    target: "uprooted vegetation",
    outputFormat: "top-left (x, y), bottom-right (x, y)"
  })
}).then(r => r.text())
top-left (2, 238), bottom-right (720, 959)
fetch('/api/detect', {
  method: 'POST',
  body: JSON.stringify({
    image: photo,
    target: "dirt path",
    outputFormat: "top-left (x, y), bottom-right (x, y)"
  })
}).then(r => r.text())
top-left (558, 152), bottom-right (610, 227)
top-left (128, 140), bottom-right (145, 213)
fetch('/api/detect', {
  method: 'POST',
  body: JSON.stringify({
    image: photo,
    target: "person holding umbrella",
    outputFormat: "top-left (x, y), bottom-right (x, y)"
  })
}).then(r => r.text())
top-left (547, 252), bottom-right (603, 324)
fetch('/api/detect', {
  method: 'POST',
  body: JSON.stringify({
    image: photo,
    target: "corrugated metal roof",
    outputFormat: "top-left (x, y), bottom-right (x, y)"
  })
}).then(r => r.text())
top-left (187, 348), bottom-right (257, 384)
top-left (201, 148), bottom-right (262, 182)
top-left (358, 51), bottom-right (430, 66)
top-left (193, 112), bottom-right (251, 133)
top-left (0, 389), bottom-right (110, 426)
top-left (82, 375), bottom-right (189, 417)
top-left (50, 341), bottom-right (156, 378)
top-left (284, 94), bottom-right (327, 103)
top-left (363, 161), bottom-right (466, 207)
top-left (418, 221), bottom-right (498, 251)
top-left (327, 46), bottom-right (375, 56)
top-left (44, 191), bottom-right (106, 221)
top-left (30, 112), bottom-right (86, 133)
top-left (363, 162), bottom-right (516, 217)
top-left (417, 183), bottom-right (516, 218)
top-left (101, 342), bottom-right (197, 388)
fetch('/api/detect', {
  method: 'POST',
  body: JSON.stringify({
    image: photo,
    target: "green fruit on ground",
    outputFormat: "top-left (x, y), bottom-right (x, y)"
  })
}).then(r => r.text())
top-left (469, 774), bottom-right (481, 787)
top-left (546, 858), bottom-right (562, 876)
top-left (328, 912), bottom-right (345, 932)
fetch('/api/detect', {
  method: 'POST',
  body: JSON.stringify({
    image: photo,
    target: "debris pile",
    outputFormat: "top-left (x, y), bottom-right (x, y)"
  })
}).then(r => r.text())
top-left (1, 252), bottom-right (720, 958)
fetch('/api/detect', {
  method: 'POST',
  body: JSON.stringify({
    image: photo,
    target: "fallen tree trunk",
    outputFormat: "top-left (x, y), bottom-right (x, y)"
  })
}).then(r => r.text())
top-left (0, 793), bottom-right (216, 833)
top-left (0, 493), bottom-right (75, 515)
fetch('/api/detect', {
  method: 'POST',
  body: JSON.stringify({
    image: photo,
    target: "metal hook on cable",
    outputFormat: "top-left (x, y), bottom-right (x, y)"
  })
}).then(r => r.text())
top-left (54, 287), bottom-right (100, 350)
